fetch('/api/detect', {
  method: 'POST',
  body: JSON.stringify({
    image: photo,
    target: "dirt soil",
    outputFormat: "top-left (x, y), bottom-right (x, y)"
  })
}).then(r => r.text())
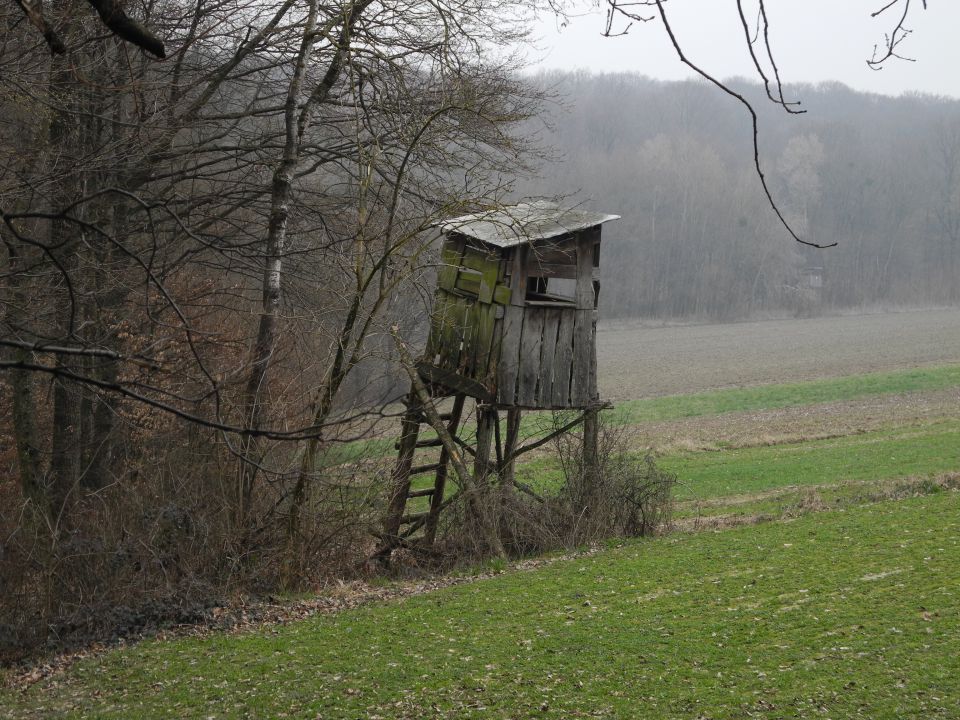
top-left (634, 387), bottom-right (960, 453)
top-left (597, 308), bottom-right (960, 400)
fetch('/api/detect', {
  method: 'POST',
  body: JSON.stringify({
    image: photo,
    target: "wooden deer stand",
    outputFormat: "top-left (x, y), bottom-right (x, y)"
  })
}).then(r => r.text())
top-left (376, 202), bottom-right (619, 560)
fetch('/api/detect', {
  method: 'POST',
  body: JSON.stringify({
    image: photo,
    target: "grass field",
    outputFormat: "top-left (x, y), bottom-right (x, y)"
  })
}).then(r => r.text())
top-left (4, 493), bottom-right (959, 718)
top-left (5, 310), bottom-right (960, 718)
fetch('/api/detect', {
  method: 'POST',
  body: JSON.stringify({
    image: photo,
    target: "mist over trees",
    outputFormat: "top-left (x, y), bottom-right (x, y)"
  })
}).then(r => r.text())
top-left (521, 72), bottom-right (960, 321)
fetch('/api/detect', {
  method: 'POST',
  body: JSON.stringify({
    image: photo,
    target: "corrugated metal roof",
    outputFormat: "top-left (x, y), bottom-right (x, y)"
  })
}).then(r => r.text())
top-left (437, 201), bottom-right (619, 248)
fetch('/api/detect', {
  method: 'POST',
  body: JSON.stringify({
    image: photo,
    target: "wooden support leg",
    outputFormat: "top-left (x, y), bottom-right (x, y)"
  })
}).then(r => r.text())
top-left (424, 393), bottom-right (466, 546)
top-left (377, 392), bottom-right (421, 559)
top-left (582, 407), bottom-right (600, 513)
top-left (499, 408), bottom-right (522, 486)
top-left (474, 405), bottom-right (496, 487)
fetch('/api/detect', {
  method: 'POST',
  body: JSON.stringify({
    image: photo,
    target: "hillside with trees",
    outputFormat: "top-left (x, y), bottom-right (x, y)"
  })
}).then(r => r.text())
top-left (521, 72), bottom-right (960, 320)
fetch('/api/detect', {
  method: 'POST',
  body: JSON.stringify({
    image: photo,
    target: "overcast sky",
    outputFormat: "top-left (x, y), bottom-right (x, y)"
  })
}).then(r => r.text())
top-left (526, 1), bottom-right (960, 99)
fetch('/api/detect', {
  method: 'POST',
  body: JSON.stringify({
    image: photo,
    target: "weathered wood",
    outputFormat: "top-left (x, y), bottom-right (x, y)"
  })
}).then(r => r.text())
top-left (381, 392), bottom-right (421, 543)
top-left (526, 262), bottom-right (579, 279)
top-left (407, 487), bottom-right (436, 498)
top-left (524, 298), bottom-right (575, 308)
top-left (590, 310), bottom-right (599, 401)
top-left (479, 259), bottom-right (500, 305)
top-left (472, 302), bottom-right (499, 387)
top-left (437, 238), bottom-right (464, 291)
top-left (400, 511), bottom-right (429, 525)
top-left (570, 309), bottom-right (593, 405)
top-left (474, 406), bottom-right (496, 486)
top-left (424, 393), bottom-right (466, 545)
top-left (528, 238), bottom-right (577, 266)
top-left (517, 310), bottom-right (544, 407)
top-left (393, 332), bottom-right (505, 558)
top-left (499, 407), bottom-right (522, 485)
top-left (496, 304), bottom-right (523, 405)
top-left (508, 245), bottom-right (528, 307)
top-left (537, 308), bottom-right (561, 406)
top-left (410, 463), bottom-right (442, 475)
top-left (416, 361), bottom-right (495, 403)
top-left (581, 407), bottom-right (600, 512)
top-left (575, 232), bottom-right (596, 310)
top-left (552, 311), bottom-right (574, 407)
top-left (454, 268), bottom-right (482, 297)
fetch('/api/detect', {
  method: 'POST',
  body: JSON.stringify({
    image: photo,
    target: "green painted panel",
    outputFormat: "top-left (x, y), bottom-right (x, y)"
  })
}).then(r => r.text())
top-left (438, 244), bottom-right (462, 291)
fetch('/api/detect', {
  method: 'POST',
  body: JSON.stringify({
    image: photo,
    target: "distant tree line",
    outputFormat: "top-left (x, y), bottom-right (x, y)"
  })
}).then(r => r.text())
top-left (521, 72), bottom-right (960, 320)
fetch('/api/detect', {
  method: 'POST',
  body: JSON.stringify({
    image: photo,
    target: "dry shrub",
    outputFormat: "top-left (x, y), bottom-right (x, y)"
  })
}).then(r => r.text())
top-left (434, 413), bottom-right (676, 562)
top-left (0, 422), bottom-right (388, 664)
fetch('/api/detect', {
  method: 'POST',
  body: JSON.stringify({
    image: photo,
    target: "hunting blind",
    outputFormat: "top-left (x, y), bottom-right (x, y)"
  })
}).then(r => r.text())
top-left (377, 202), bottom-right (619, 558)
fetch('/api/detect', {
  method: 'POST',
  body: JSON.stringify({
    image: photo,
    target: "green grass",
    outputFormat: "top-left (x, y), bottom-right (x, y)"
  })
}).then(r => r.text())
top-left (319, 364), bottom-right (960, 469)
top-left (673, 474), bottom-right (959, 521)
top-left (662, 420), bottom-right (960, 502)
top-left (514, 419), bottom-right (960, 507)
top-left (607, 363), bottom-right (960, 425)
top-left (5, 492), bottom-right (960, 719)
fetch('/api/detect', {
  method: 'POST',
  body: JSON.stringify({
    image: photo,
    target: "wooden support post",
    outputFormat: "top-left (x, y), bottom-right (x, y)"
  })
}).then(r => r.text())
top-left (582, 407), bottom-right (600, 514)
top-left (474, 405), bottom-right (496, 485)
top-left (379, 391), bottom-right (421, 555)
top-left (392, 328), bottom-right (505, 558)
top-left (424, 393), bottom-right (466, 546)
top-left (499, 408), bottom-right (522, 486)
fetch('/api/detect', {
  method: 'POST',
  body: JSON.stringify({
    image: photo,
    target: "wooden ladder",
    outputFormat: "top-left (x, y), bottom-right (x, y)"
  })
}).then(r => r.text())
top-left (375, 391), bottom-right (468, 558)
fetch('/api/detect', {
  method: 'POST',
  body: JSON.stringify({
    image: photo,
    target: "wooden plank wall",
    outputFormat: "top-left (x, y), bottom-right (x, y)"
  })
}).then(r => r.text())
top-left (495, 304), bottom-right (596, 408)
top-left (426, 226), bottom-right (601, 409)
top-left (496, 227), bottom-right (600, 408)
top-left (424, 237), bottom-right (511, 394)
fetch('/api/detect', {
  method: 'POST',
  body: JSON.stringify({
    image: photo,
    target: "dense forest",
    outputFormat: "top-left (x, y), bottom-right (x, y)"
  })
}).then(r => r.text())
top-left (521, 72), bottom-right (960, 320)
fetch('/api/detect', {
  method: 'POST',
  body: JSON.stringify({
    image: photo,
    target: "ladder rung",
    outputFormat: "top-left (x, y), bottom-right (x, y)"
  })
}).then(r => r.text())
top-left (407, 487), bottom-right (435, 498)
top-left (410, 462), bottom-right (442, 475)
top-left (395, 437), bottom-right (445, 450)
top-left (414, 438), bottom-right (443, 448)
top-left (400, 511), bottom-right (429, 525)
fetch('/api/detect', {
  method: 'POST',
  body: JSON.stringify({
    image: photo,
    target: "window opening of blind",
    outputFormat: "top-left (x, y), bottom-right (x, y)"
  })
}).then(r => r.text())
top-left (525, 276), bottom-right (576, 306)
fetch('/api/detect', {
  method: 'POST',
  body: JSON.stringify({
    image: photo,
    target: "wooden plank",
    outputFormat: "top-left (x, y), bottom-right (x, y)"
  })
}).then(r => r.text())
top-left (437, 293), bottom-right (460, 371)
top-left (464, 301), bottom-right (480, 379)
top-left (407, 487), bottom-right (435, 498)
top-left (536, 308), bottom-right (561, 406)
top-left (454, 296), bottom-right (471, 374)
top-left (382, 394), bottom-right (421, 541)
top-left (466, 300), bottom-right (486, 378)
top-left (416, 361), bottom-right (495, 403)
top-left (575, 232), bottom-right (596, 310)
top-left (497, 304), bottom-right (523, 405)
top-left (526, 262), bottom-right (578, 279)
top-left (473, 407), bottom-right (496, 486)
top-left (589, 311), bottom-right (599, 401)
top-left (479, 260), bottom-right (499, 304)
top-left (492, 284), bottom-right (511, 305)
top-left (508, 246), bottom-right (528, 307)
top-left (454, 268), bottom-right (482, 297)
top-left (517, 309), bottom-right (544, 407)
top-left (529, 238), bottom-right (577, 265)
top-left (460, 246), bottom-right (498, 273)
top-left (570, 308), bottom-right (592, 405)
top-left (437, 238), bottom-right (464, 291)
top-left (552, 310), bottom-right (575, 407)
top-left (425, 393), bottom-right (466, 545)
top-left (475, 302), bottom-right (497, 383)
top-left (424, 291), bottom-right (443, 362)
